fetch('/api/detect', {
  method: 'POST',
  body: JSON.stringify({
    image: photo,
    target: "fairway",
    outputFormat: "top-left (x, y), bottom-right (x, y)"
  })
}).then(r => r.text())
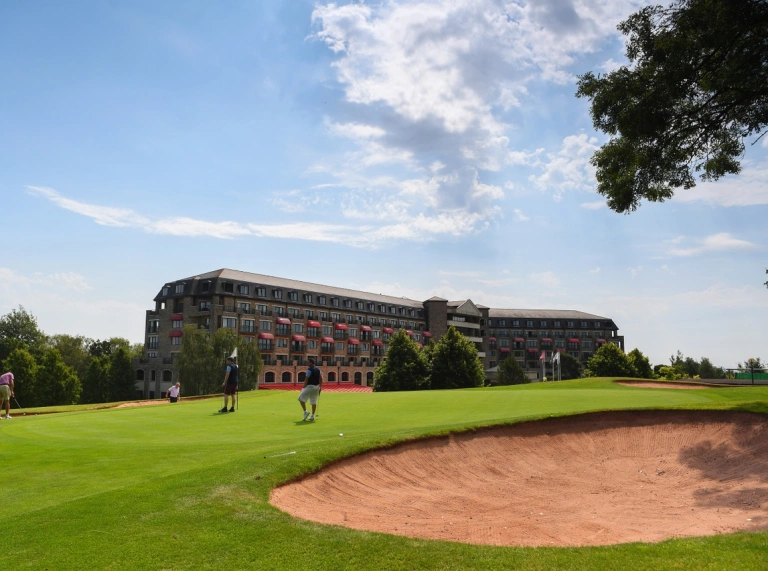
top-left (4, 379), bottom-right (768, 570)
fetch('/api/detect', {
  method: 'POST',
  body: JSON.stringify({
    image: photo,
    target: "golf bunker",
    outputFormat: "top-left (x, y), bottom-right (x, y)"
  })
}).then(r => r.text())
top-left (271, 410), bottom-right (768, 547)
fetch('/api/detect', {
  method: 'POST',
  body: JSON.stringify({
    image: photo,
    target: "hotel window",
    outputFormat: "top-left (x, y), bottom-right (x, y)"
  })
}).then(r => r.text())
top-left (148, 352), bottom-right (157, 358)
top-left (237, 302), bottom-right (250, 312)
top-left (409, 322), bottom-right (415, 328)
top-left (331, 312), bottom-right (340, 321)
top-left (222, 317), bottom-right (237, 329)
top-left (512, 320), bottom-right (519, 327)
top-left (172, 320), bottom-right (183, 329)
top-left (527, 340), bottom-right (537, 347)
top-left (379, 304), bottom-right (386, 313)
top-left (199, 301), bottom-right (211, 311)
top-left (293, 323), bottom-right (304, 334)
top-left (332, 298), bottom-right (339, 307)
top-left (399, 320), bottom-right (406, 328)
top-left (500, 339), bottom-right (510, 347)
top-left (241, 320), bottom-right (255, 333)
top-left (319, 311), bottom-right (328, 320)
top-left (148, 336), bottom-right (158, 349)
top-left (272, 289), bottom-right (282, 299)
top-left (581, 321), bottom-right (588, 328)
top-left (526, 331), bottom-right (536, 338)
top-left (408, 309), bottom-right (415, 317)
top-left (277, 338), bottom-right (288, 348)
top-left (171, 337), bottom-right (182, 346)
top-left (223, 282), bottom-right (234, 293)
top-left (203, 318), bottom-right (211, 329)
top-left (288, 307), bottom-right (300, 318)
top-left (238, 284), bottom-right (249, 295)
top-left (567, 321), bottom-right (574, 327)
top-left (308, 340), bottom-right (318, 350)
top-left (553, 321), bottom-right (561, 327)
top-left (369, 317), bottom-right (377, 325)
top-left (260, 321), bottom-right (271, 331)
top-left (555, 340), bottom-right (565, 348)
top-left (148, 320), bottom-right (159, 333)
top-left (273, 306), bottom-right (284, 316)
top-left (256, 287), bottom-right (266, 297)
top-left (162, 286), bottom-right (169, 296)
top-left (390, 319), bottom-right (397, 326)
top-left (373, 330), bottom-right (380, 339)
top-left (243, 337), bottom-right (253, 343)
top-left (498, 319), bottom-right (506, 326)
top-left (581, 331), bottom-right (590, 338)
top-left (389, 306), bottom-right (396, 314)
top-left (526, 320), bottom-right (534, 327)
top-left (288, 291), bottom-right (298, 301)
top-left (594, 321), bottom-right (601, 328)
top-left (303, 293), bottom-right (312, 303)
top-left (595, 331), bottom-right (604, 338)
top-left (344, 300), bottom-right (352, 308)
top-left (582, 341), bottom-right (593, 348)
top-left (345, 314), bottom-right (353, 322)
top-left (356, 301), bottom-right (364, 310)
top-left (201, 282), bottom-right (210, 293)
top-left (319, 296), bottom-right (326, 305)
top-left (361, 343), bottom-right (369, 351)
top-left (304, 309), bottom-right (314, 319)
top-left (175, 284), bottom-right (184, 294)
top-left (540, 330), bottom-right (550, 337)
top-left (398, 307), bottom-right (405, 315)
top-left (257, 304), bottom-right (268, 315)
top-left (322, 326), bottom-right (332, 336)
top-left (540, 321), bottom-right (547, 327)
top-left (336, 342), bottom-right (344, 351)
top-left (348, 328), bottom-right (358, 338)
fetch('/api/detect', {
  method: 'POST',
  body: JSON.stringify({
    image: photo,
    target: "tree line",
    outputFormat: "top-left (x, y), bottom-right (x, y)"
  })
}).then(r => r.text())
top-left (0, 306), bottom-right (143, 407)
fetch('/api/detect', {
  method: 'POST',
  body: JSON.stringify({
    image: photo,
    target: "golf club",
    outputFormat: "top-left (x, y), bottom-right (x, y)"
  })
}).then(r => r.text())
top-left (13, 397), bottom-right (24, 416)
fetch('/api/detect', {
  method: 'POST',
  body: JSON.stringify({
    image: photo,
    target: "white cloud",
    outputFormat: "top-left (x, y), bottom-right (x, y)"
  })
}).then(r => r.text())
top-left (528, 271), bottom-right (560, 288)
top-left (627, 266), bottom-right (642, 278)
top-left (589, 266), bottom-right (601, 274)
top-left (667, 233), bottom-right (757, 257)
top-left (528, 134), bottom-right (599, 199)
top-left (513, 209), bottom-right (529, 222)
top-left (580, 200), bottom-right (605, 210)
top-left (673, 161), bottom-right (768, 206)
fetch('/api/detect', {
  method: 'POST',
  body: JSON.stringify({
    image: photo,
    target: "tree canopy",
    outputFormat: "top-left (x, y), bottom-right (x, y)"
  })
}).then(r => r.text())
top-left (373, 329), bottom-right (429, 392)
top-left (496, 356), bottom-right (528, 386)
top-left (559, 353), bottom-right (583, 381)
top-left (584, 343), bottom-right (637, 378)
top-left (577, 0), bottom-right (768, 213)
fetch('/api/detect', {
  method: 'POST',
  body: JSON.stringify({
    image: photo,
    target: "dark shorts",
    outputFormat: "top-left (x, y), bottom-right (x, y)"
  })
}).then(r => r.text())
top-left (224, 383), bottom-right (238, 395)
top-left (169, 396), bottom-right (178, 403)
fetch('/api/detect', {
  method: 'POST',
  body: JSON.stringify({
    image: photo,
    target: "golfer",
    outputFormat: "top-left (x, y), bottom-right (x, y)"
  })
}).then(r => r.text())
top-left (168, 382), bottom-right (181, 403)
top-left (0, 371), bottom-right (14, 420)
top-left (299, 358), bottom-right (322, 421)
top-left (220, 357), bottom-right (238, 413)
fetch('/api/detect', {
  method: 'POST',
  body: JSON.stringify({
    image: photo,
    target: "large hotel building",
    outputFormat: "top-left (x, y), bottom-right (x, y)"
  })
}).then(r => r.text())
top-left (134, 269), bottom-right (624, 398)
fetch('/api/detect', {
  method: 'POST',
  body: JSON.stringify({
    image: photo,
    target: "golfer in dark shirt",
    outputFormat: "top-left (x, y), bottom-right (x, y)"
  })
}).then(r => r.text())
top-left (298, 358), bottom-right (322, 421)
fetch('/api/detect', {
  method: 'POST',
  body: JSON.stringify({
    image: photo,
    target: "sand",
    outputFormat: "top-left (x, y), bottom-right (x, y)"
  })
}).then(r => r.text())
top-left (271, 410), bottom-right (768, 547)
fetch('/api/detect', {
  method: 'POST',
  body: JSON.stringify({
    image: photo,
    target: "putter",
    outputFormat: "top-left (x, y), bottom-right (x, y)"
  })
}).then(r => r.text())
top-left (13, 397), bottom-right (23, 415)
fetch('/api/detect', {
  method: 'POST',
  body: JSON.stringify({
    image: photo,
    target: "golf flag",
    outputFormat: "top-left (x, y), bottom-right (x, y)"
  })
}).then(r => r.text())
top-left (539, 351), bottom-right (546, 361)
top-left (230, 347), bottom-right (238, 360)
top-left (552, 351), bottom-right (560, 363)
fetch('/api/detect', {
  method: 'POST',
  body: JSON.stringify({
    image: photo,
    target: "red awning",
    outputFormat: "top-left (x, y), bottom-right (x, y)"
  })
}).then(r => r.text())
top-left (568, 338), bottom-right (580, 343)
top-left (500, 347), bottom-right (511, 352)
top-left (335, 323), bottom-right (348, 330)
top-left (527, 348), bottom-right (539, 353)
top-left (406, 330), bottom-right (414, 336)
top-left (541, 338), bottom-right (552, 342)
top-left (347, 338), bottom-right (360, 345)
top-left (168, 330), bottom-right (183, 338)
top-left (372, 340), bottom-right (384, 346)
top-left (488, 337), bottom-right (497, 342)
top-left (360, 325), bottom-right (372, 332)
top-left (291, 335), bottom-right (306, 342)
top-left (306, 320), bottom-right (321, 328)
top-left (514, 337), bottom-right (525, 342)
top-left (169, 314), bottom-right (184, 321)
top-left (596, 338), bottom-right (607, 343)
top-left (258, 332), bottom-right (274, 340)
top-left (383, 327), bottom-right (394, 334)
top-left (321, 337), bottom-right (335, 343)
top-left (422, 331), bottom-right (432, 338)
top-left (276, 317), bottom-right (291, 325)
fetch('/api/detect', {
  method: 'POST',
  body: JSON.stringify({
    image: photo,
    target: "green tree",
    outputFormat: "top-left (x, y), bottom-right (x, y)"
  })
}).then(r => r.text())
top-left (48, 334), bottom-right (92, 383)
top-left (496, 356), bottom-right (528, 385)
top-left (559, 353), bottom-right (583, 380)
top-left (373, 329), bottom-right (428, 392)
top-left (627, 348), bottom-right (654, 379)
top-left (176, 325), bottom-right (218, 396)
top-left (36, 348), bottom-right (81, 406)
top-left (657, 364), bottom-right (685, 380)
top-left (81, 355), bottom-right (111, 404)
top-left (698, 357), bottom-right (726, 379)
top-left (109, 346), bottom-right (137, 402)
top-left (234, 337), bottom-right (263, 392)
top-left (1, 347), bottom-right (37, 404)
top-left (584, 343), bottom-right (637, 378)
top-left (0, 306), bottom-right (46, 363)
top-left (576, 0), bottom-right (768, 213)
top-left (429, 326), bottom-right (485, 390)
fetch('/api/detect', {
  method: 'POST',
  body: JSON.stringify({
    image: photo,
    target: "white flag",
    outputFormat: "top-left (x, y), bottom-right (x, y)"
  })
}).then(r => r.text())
top-left (230, 347), bottom-right (238, 360)
top-left (552, 351), bottom-right (560, 363)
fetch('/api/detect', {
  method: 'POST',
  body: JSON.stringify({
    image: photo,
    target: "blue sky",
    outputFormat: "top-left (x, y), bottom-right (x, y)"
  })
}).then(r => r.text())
top-left (1, 0), bottom-right (766, 368)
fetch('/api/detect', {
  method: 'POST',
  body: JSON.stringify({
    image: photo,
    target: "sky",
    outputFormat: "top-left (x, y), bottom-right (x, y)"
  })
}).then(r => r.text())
top-left (1, 0), bottom-right (766, 368)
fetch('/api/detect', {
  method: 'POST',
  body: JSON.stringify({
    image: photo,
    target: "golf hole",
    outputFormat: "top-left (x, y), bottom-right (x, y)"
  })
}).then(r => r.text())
top-left (271, 410), bottom-right (768, 547)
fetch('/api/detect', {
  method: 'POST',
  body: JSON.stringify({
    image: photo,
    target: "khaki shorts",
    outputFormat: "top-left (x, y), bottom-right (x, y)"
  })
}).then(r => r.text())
top-left (298, 384), bottom-right (320, 406)
top-left (0, 385), bottom-right (10, 401)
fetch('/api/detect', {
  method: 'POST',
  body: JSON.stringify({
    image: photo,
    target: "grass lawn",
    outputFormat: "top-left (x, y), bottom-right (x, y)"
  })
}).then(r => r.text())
top-left (4, 378), bottom-right (768, 570)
